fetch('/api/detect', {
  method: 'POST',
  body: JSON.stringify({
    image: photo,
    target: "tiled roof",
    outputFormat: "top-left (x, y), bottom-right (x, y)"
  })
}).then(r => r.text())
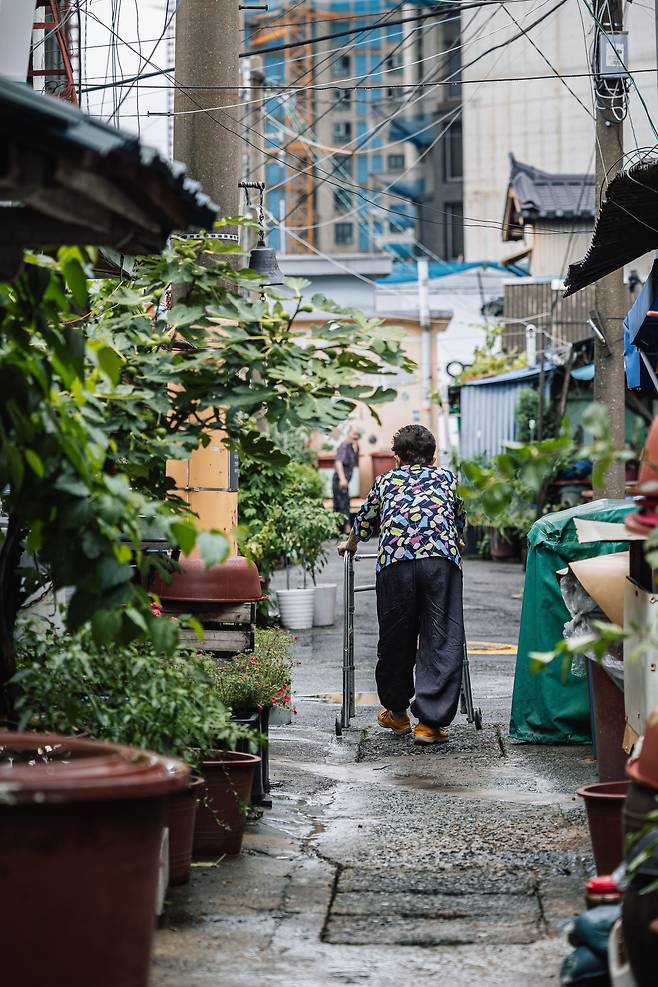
top-left (507, 154), bottom-right (595, 223)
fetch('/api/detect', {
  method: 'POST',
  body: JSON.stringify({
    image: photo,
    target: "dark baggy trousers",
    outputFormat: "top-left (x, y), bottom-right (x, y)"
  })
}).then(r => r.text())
top-left (375, 556), bottom-right (464, 728)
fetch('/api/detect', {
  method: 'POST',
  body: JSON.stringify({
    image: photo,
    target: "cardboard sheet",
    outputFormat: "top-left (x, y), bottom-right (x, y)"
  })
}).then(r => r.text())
top-left (558, 551), bottom-right (629, 626)
top-left (574, 518), bottom-right (644, 543)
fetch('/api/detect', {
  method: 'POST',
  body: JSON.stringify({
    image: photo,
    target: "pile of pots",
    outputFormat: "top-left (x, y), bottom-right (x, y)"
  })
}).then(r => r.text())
top-left (1, 731), bottom-right (260, 987)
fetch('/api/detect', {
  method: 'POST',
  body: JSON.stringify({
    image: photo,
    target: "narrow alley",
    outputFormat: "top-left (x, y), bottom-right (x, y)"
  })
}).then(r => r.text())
top-left (153, 556), bottom-right (594, 987)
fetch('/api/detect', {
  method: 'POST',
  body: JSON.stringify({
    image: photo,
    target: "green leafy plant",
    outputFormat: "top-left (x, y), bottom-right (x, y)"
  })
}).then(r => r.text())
top-left (455, 325), bottom-right (526, 384)
top-left (13, 620), bottom-right (249, 767)
top-left (205, 628), bottom-right (295, 713)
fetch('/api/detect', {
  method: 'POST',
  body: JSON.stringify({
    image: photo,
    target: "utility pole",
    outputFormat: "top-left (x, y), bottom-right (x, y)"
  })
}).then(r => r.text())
top-left (592, 0), bottom-right (626, 498)
top-left (171, 0), bottom-right (243, 552)
top-left (174, 0), bottom-right (241, 228)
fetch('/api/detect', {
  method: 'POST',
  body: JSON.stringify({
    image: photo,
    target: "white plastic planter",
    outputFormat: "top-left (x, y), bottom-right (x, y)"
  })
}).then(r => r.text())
top-left (277, 588), bottom-right (315, 630)
top-left (313, 583), bottom-right (337, 627)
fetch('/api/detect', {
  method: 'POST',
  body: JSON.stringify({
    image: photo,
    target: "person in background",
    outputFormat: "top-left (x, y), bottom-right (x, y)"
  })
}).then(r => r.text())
top-left (338, 423), bottom-right (466, 745)
top-left (333, 423), bottom-right (361, 533)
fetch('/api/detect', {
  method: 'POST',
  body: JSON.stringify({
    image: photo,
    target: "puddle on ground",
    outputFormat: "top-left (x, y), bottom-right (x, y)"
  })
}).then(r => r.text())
top-left (273, 757), bottom-right (578, 808)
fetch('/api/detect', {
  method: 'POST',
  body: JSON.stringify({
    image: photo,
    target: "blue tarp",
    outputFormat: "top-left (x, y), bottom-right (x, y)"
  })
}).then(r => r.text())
top-left (570, 364), bottom-right (595, 381)
top-left (378, 260), bottom-right (526, 284)
top-left (624, 260), bottom-right (658, 389)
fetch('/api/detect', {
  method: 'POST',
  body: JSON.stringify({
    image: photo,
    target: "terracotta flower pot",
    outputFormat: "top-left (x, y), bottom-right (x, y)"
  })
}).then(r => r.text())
top-left (151, 556), bottom-right (262, 603)
top-left (192, 749), bottom-right (261, 858)
top-left (0, 731), bottom-right (188, 987)
top-left (577, 780), bottom-right (630, 874)
top-left (166, 775), bottom-right (204, 886)
top-left (371, 451), bottom-right (396, 479)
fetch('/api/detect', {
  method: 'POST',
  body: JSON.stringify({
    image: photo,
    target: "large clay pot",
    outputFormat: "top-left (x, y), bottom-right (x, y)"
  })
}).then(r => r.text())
top-left (0, 731), bottom-right (188, 987)
top-left (371, 451), bottom-right (396, 479)
top-left (151, 556), bottom-right (262, 603)
top-left (489, 527), bottom-right (520, 561)
top-left (192, 750), bottom-right (261, 858)
top-left (577, 780), bottom-right (630, 874)
top-left (166, 775), bottom-right (204, 886)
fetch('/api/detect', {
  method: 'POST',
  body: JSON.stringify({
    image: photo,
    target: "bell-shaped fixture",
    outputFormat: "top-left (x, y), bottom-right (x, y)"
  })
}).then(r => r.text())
top-left (248, 234), bottom-right (284, 285)
top-left (239, 179), bottom-right (285, 286)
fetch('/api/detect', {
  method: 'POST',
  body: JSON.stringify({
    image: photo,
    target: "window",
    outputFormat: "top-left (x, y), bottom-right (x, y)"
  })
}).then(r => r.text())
top-left (333, 88), bottom-right (352, 109)
top-left (334, 188), bottom-right (353, 212)
top-left (333, 120), bottom-right (353, 144)
top-left (444, 202), bottom-right (464, 260)
top-left (332, 55), bottom-right (351, 78)
top-left (444, 28), bottom-right (462, 98)
top-left (333, 154), bottom-right (353, 178)
top-left (385, 51), bottom-right (403, 71)
top-left (335, 222), bottom-right (354, 245)
top-left (444, 122), bottom-right (463, 181)
top-left (387, 153), bottom-right (405, 171)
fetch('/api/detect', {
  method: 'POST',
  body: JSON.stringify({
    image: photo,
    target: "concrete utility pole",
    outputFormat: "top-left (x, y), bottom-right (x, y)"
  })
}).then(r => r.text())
top-left (170, 0), bottom-right (242, 551)
top-left (174, 0), bottom-right (241, 225)
top-left (592, 0), bottom-right (626, 498)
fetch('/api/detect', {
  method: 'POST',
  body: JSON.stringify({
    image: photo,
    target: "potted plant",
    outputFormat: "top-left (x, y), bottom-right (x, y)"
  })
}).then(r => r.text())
top-left (202, 628), bottom-right (295, 802)
top-left (13, 620), bottom-right (257, 881)
top-left (273, 500), bottom-right (337, 629)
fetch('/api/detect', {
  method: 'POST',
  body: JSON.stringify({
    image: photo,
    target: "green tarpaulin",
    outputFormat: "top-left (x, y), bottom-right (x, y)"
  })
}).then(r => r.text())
top-left (510, 499), bottom-right (635, 745)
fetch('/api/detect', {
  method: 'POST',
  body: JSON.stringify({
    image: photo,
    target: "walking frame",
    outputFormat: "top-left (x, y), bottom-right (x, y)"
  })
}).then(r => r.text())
top-left (336, 551), bottom-right (483, 737)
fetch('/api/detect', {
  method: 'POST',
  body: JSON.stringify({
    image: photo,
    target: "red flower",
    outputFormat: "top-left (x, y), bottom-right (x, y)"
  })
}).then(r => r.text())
top-left (275, 688), bottom-right (283, 697)
top-left (150, 601), bottom-right (162, 617)
top-left (256, 703), bottom-right (264, 711)
top-left (249, 657), bottom-right (256, 666)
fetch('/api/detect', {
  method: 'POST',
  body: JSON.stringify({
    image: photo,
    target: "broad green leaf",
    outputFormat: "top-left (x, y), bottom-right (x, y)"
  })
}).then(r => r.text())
top-left (149, 614), bottom-right (179, 654)
top-left (171, 520), bottom-right (197, 556)
top-left (97, 345), bottom-right (124, 386)
top-left (25, 449), bottom-right (45, 478)
top-left (91, 609), bottom-right (121, 645)
top-left (62, 257), bottom-right (89, 309)
top-left (197, 531), bottom-right (230, 568)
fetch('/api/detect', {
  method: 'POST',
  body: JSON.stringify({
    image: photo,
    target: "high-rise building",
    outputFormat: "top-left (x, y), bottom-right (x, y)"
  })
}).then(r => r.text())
top-left (244, 2), bottom-right (465, 260)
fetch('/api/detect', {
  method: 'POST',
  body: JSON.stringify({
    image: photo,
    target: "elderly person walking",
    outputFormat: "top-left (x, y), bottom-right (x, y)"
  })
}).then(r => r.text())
top-left (338, 424), bottom-right (466, 745)
top-left (333, 423), bottom-right (361, 534)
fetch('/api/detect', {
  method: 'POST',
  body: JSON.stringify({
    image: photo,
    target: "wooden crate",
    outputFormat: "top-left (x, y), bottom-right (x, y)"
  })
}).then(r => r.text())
top-left (162, 601), bottom-right (256, 657)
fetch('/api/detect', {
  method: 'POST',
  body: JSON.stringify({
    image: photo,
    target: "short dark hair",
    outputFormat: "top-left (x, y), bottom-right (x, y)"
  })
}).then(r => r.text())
top-left (392, 424), bottom-right (436, 465)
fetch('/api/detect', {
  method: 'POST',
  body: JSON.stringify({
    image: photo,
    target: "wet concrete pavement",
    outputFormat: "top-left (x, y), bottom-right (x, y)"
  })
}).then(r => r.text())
top-left (152, 556), bottom-right (596, 986)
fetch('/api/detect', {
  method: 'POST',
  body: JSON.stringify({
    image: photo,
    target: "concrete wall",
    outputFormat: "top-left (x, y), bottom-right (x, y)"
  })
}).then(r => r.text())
top-left (461, 0), bottom-right (658, 270)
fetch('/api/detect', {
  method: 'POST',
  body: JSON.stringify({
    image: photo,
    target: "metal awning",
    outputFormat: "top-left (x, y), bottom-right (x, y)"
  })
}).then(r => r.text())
top-left (0, 77), bottom-right (219, 278)
top-left (564, 158), bottom-right (658, 297)
top-left (624, 259), bottom-right (658, 391)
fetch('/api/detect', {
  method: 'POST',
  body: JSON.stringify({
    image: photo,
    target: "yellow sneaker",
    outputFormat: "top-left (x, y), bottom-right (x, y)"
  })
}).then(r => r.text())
top-left (413, 723), bottom-right (449, 745)
top-left (377, 708), bottom-right (412, 736)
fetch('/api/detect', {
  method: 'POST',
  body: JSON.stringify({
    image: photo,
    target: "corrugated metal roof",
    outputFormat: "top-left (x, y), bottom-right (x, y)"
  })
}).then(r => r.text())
top-left (0, 76), bottom-right (218, 270)
top-left (565, 158), bottom-right (658, 296)
top-left (460, 365), bottom-right (541, 386)
top-left (459, 367), bottom-right (552, 458)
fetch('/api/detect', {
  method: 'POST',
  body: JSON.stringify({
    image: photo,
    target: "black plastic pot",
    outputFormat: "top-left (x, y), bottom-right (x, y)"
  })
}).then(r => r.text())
top-left (232, 708), bottom-right (270, 808)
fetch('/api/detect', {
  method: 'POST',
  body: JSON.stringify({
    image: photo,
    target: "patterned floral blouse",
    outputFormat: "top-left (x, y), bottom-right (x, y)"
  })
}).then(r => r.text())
top-left (352, 464), bottom-right (466, 571)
